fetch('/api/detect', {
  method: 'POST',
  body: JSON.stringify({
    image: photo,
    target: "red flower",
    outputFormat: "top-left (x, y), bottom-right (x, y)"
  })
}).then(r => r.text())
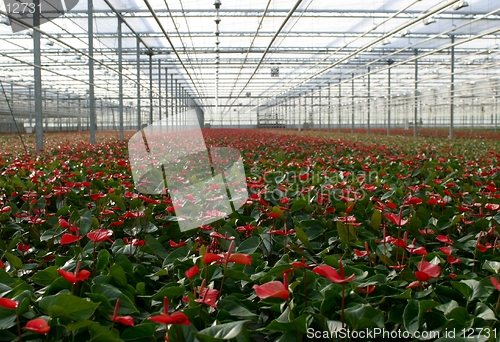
top-left (405, 197), bottom-right (422, 205)
top-left (170, 240), bottom-right (187, 248)
top-left (485, 203), bottom-right (500, 211)
top-left (185, 265), bottom-right (199, 279)
top-left (253, 272), bottom-right (289, 300)
top-left (436, 235), bottom-right (454, 245)
top-left (195, 286), bottom-right (219, 308)
top-left (312, 261), bottom-right (355, 284)
top-left (58, 217), bottom-right (71, 228)
top-left (384, 212), bottom-right (409, 226)
top-left (123, 238), bottom-right (145, 246)
top-left (267, 212), bottom-right (282, 219)
top-left (25, 318), bottom-right (50, 334)
top-left (110, 299), bottom-right (134, 326)
top-left (57, 261), bottom-right (90, 284)
top-left (0, 260), bottom-right (4, 269)
top-left (450, 273), bottom-right (457, 280)
top-left (291, 257), bottom-right (314, 269)
top-left (60, 233), bottom-right (82, 245)
top-left (447, 256), bottom-right (462, 265)
top-left (406, 281), bottom-right (422, 289)
top-left (17, 243), bottom-right (30, 254)
top-left (418, 229), bottom-right (435, 236)
top-left (439, 246), bottom-right (452, 255)
top-left (209, 232), bottom-right (235, 240)
top-left (491, 277), bottom-right (500, 292)
top-left (415, 256), bottom-right (441, 282)
top-left (0, 297), bottom-right (18, 310)
top-left (204, 253), bottom-right (224, 264)
top-left (87, 229), bottom-right (113, 243)
top-left (357, 285), bottom-right (376, 294)
top-left (203, 241), bottom-right (252, 266)
top-left (354, 241), bottom-right (370, 258)
top-left (227, 253), bottom-right (252, 265)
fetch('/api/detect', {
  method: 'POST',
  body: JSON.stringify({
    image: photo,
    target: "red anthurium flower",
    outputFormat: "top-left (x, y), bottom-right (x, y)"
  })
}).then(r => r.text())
top-left (204, 253), bottom-right (225, 265)
top-left (253, 272), bottom-right (289, 300)
top-left (491, 277), bottom-right (500, 292)
top-left (17, 243), bottom-right (30, 254)
top-left (267, 212), bottom-right (282, 219)
top-left (195, 285), bottom-right (219, 308)
top-left (405, 196), bottom-right (422, 205)
top-left (415, 256), bottom-right (441, 282)
top-left (312, 261), bottom-right (355, 284)
top-left (436, 235), bottom-right (454, 245)
top-left (0, 206), bottom-right (11, 213)
top-left (60, 233), bottom-right (82, 245)
top-left (291, 257), bottom-right (314, 269)
top-left (87, 229), bottom-right (113, 243)
top-left (0, 297), bottom-right (18, 310)
top-left (58, 217), bottom-right (71, 228)
top-left (354, 241), bottom-right (370, 258)
top-left (450, 273), bottom-right (457, 280)
top-left (485, 203), bottom-right (500, 211)
top-left (419, 229), bottom-right (435, 236)
top-left (57, 261), bottom-right (90, 284)
top-left (227, 253), bottom-right (252, 265)
top-left (123, 238), bottom-right (145, 246)
top-left (148, 297), bottom-right (190, 325)
top-left (406, 281), bottom-right (422, 289)
top-left (170, 240), bottom-right (187, 248)
top-left (209, 231), bottom-right (235, 240)
top-left (25, 318), bottom-right (50, 334)
top-left (109, 220), bottom-right (124, 227)
top-left (439, 246), bottom-right (452, 255)
top-left (185, 265), bottom-right (199, 279)
top-left (447, 256), bottom-right (462, 265)
top-left (384, 212), bottom-right (409, 226)
top-left (357, 285), bottom-right (376, 294)
top-left (111, 300), bottom-right (134, 327)
top-left (0, 260), bottom-right (4, 269)
top-left (390, 263), bottom-right (406, 271)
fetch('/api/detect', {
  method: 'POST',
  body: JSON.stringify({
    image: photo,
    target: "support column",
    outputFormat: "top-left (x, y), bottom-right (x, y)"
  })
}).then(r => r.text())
top-left (319, 87), bottom-right (322, 130)
top-left (170, 74), bottom-right (174, 126)
top-left (34, 0), bottom-right (43, 151)
top-left (338, 79), bottom-right (342, 132)
top-left (387, 66), bottom-right (391, 136)
top-left (118, 18), bottom-right (124, 142)
top-left (351, 73), bottom-right (355, 133)
top-left (450, 35), bottom-right (455, 139)
top-left (149, 53), bottom-right (153, 124)
top-left (165, 67), bottom-right (168, 123)
top-left (158, 60), bottom-right (162, 121)
top-left (136, 38), bottom-right (141, 130)
top-left (328, 82), bottom-right (331, 132)
top-left (298, 95), bottom-right (301, 132)
top-left (88, 0), bottom-right (96, 143)
top-left (414, 50), bottom-right (418, 137)
top-left (367, 67), bottom-right (371, 134)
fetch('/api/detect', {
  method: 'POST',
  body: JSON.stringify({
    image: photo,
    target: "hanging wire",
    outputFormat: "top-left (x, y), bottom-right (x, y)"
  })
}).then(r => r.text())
top-left (0, 79), bottom-right (28, 154)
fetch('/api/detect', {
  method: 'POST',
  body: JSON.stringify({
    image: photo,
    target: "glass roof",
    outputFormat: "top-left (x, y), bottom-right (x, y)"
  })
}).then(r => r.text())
top-left (0, 0), bottom-right (499, 124)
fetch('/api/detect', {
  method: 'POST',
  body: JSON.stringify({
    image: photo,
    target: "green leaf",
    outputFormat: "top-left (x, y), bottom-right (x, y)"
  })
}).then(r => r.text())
top-left (145, 234), bottom-right (168, 259)
top-left (370, 209), bottom-right (382, 230)
top-left (196, 321), bottom-right (246, 342)
top-left (217, 299), bottom-right (257, 318)
top-left (89, 323), bottom-right (123, 342)
top-left (403, 299), bottom-right (419, 334)
top-left (290, 198), bottom-right (308, 212)
top-left (31, 266), bottom-right (58, 286)
top-left (294, 226), bottom-right (314, 251)
top-left (343, 304), bottom-right (384, 330)
top-left (151, 285), bottom-right (185, 301)
top-left (4, 252), bottom-right (23, 269)
top-left (483, 260), bottom-right (500, 274)
top-left (66, 320), bottom-right (95, 332)
top-left (474, 303), bottom-right (496, 321)
top-left (337, 221), bottom-right (356, 244)
top-left (110, 264), bottom-right (128, 288)
top-left (39, 293), bottom-right (100, 321)
top-left (121, 323), bottom-right (157, 341)
top-left (236, 237), bottom-right (260, 255)
top-left (92, 284), bottom-right (139, 315)
top-left (97, 249), bottom-right (110, 272)
top-left (79, 209), bottom-right (94, 236)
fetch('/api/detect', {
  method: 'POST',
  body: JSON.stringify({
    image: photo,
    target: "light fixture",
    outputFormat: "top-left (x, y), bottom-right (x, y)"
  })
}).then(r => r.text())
top-left (382, 38), bottom-right (391, 45)
top-left (401, 29), bottom-right (410, 37)
top-left (423, 16), bottom-right (436, 25)
top-left (453, 1), bottom-right (468, 10)
top-left (214, 0), bottom-right (221, 9)
top-left (214, 16), bottom-right (221, 24)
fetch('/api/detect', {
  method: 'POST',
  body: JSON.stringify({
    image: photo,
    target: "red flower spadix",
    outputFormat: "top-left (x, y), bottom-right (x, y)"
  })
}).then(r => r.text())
top-left (111, 299), bottom-right (134, 327)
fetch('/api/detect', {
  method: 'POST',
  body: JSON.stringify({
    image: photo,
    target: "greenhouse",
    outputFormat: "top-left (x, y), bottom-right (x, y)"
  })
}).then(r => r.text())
top-left (1, 1), bottom-right (500, 341)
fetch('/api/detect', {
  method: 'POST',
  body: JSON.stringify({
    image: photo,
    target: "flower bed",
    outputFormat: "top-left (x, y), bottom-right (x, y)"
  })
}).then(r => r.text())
top-left (0, 129), bottom-right (499, 341)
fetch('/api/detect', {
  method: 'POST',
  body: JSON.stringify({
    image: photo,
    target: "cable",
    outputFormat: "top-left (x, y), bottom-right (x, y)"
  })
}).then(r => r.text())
top-left (0, 78), bottom-right (28, 154)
